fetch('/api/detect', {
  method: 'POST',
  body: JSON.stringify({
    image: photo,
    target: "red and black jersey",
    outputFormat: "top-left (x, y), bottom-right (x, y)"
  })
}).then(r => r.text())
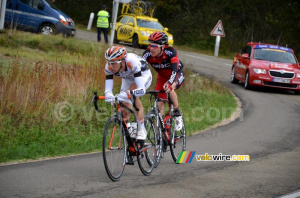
top-left (142, 46), bottom-right (184, 85)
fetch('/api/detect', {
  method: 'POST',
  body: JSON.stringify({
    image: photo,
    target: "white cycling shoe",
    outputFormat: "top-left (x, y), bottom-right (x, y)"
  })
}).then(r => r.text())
top-left (129, 131), bottom-right (137, 139)
top-left (127, 122), bottom-right (137, 139)
top-left (174, 116), bottom-right (183, 131)
top-left (136, 128), bottom-right (147, 141)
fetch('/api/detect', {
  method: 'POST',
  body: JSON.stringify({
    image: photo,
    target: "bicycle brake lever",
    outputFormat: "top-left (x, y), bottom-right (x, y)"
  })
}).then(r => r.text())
top-left (92, 91), bottom-right (101, 112)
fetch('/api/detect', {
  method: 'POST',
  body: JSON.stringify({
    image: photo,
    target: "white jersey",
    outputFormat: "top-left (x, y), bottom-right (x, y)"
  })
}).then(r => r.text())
top-left (105, 53), bottom-right (150, 79)
top-left (104, 53), bottom-right (152, 100)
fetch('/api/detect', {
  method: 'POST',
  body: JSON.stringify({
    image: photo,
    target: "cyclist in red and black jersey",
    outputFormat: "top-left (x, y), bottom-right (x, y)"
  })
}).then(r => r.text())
top-left (142, 31), bottom-right (185, 131)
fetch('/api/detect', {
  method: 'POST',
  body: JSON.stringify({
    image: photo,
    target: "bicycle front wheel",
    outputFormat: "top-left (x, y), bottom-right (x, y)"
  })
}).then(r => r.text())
top-left (145, 112), bottom-right (162, 168)
top-left (137, 116), bottom-right (158, 176)
top-left (170, 116), bottom-right (186, 163)
top-left (103, 116), bottom-right (126, 181)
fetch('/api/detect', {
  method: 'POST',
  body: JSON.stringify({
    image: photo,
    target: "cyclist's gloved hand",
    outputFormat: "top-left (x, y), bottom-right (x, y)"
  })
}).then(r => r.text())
top-left (117, 91), bottom-right (129, 102)
top-left (104, 91), bottom-right (115, 104)
top-left (164, 82), bottom-right (173, 93)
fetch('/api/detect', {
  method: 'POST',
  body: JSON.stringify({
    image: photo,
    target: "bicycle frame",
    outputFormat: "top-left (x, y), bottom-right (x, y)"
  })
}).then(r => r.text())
top-left (147, 90), bottom-right (175, 145)
top-left (146, 90), bottom-right (186, 164)
top-left (92, 91), bottom-right (157, 181)
top-left (92, 92), bottom-right (146, 155)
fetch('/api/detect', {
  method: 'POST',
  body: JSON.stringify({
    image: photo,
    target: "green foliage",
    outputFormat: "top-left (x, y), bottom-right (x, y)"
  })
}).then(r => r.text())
top-left (0, 32), bottom-right (101, 55)
top-left (54, 0), bottom-right (300, 58)
top-left (0, 116), bottom-right (104, 162)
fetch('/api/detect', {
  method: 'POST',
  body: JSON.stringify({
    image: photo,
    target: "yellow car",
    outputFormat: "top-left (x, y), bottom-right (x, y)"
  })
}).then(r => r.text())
top-left (114, 13), bottom-right (174, 48)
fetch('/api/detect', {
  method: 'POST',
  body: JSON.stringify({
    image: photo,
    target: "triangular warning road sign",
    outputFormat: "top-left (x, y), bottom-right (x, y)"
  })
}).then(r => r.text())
top-left (210, 20), bottom-right (225, 37)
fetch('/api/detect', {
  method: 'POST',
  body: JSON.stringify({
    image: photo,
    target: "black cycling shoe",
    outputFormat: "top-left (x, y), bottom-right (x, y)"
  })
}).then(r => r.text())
top-left (126, 155), bottom-right (134, 165)
top-left (136, 139), bottom-right (145, 147)
top-left (173, 109), bottom-right (182, 117)
top-left (162, 145), bottom-right (168, 152)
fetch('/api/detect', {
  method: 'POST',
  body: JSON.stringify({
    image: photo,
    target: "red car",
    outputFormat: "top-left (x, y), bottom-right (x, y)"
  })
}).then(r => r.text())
top-left (231, 42), bottom-right (300, 93)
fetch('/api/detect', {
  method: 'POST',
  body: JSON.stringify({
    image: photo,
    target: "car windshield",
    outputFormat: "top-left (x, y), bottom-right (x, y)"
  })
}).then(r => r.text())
top-left (45, 0), bottom-right (59, 10)
top-left (254, 49), bottom-right (297, 64)
top-left (137, 19), bottom-right (164, 30)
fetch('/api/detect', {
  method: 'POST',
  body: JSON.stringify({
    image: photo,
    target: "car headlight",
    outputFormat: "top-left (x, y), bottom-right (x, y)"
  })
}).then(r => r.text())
top-left (141, 31), bottom-right (150, 36)
top-left (297, 73), bottom-right (300, 78)
top-left (59, 15), bottom-right (69, 26)
top-left (253, 68), bottom-right (266, 74)
top-left (168, 36), bottom-right (173, 40)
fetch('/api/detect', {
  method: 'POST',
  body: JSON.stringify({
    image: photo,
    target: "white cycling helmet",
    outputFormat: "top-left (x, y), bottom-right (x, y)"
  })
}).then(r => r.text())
top-left (105, 46), bottom-right (127, 62)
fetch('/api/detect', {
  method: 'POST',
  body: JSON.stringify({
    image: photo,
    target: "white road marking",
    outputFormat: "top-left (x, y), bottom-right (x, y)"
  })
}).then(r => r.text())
top-left (224, 63), bottom-right (232, 66)
top-left (186, 54), bottom-right (212, 61)
top-left (276, 189), bottom-right (300, 198)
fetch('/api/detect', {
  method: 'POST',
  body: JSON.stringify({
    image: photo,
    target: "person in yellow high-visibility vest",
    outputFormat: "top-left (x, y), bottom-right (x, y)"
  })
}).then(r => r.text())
top-left (97, 5), bottom-right (110, 44)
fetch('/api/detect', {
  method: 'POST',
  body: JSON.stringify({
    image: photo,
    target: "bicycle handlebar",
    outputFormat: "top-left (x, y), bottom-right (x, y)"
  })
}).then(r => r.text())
top-left (146, 90), bottom-right (165, 94)
top-left (146, 90), bottom-right (172, 104)
top-left (92, 92), bottom-right (105, 112)
top-left (92, 91), bottom-right (139, 112)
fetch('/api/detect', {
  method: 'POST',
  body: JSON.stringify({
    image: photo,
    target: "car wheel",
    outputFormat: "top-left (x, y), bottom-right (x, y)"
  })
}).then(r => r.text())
top-left (230, 66), bottom-right (239, 84)
top-left (113, 31), bottom-right (119, 44)
top-left (39, 24), bottom-right (55, 35)
top-left (132, 34), bottom-right (139, 48)
top-left (244, 71), bottom-right (252, 90)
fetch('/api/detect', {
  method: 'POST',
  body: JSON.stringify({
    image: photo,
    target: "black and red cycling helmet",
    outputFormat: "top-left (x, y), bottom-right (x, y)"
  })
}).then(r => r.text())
top-left (148, 31), bottom-right (168, 45)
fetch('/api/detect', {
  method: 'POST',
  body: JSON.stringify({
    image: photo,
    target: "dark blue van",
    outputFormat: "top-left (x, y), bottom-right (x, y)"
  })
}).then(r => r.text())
top-left (5, 0), bottom-right (75, 36)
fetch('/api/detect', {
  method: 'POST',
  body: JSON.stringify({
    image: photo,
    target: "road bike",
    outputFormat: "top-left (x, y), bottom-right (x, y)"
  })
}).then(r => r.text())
top-left (92, 91), bottom-right (160, 181)
top-left (145, 90), bottom-right (186, 166)
top-left (121, 0), bottom-right (156, 17)
top-left (121, 0), bottom-right (147, 15)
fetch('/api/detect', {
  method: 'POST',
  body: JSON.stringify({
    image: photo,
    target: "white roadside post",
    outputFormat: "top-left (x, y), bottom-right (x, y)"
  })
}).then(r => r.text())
top-left (0, 0), bottom-right (7, 31)
top-left (87, 12), bottom-right (94, 30)
top-left (210, 20), bottom-right (225, 57)
top-left (110, 0), bottom-right (131, 46)
top-left (214, 36), bottom-right (220, 57)
top-left (110, 0), bottom-right (120, 46)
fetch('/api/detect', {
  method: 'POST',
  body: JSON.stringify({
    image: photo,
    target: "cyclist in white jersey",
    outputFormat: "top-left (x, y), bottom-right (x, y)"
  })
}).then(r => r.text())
top-left (104, 46), bottom-right (152, 141)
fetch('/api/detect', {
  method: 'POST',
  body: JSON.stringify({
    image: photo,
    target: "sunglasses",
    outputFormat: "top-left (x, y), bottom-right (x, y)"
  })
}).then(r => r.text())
top-left (107, 60), bottom-right (122, 65)
top-left (149, 44), bottom-right (162, 48)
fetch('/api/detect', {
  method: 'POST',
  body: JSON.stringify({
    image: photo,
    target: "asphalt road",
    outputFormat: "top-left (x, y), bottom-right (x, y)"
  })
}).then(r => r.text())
top-left (0, 30), bottom-right (299, 198)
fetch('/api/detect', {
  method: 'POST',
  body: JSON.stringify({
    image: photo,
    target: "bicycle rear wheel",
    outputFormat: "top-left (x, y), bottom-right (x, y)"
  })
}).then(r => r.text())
top-left (137, 116), bottom-right (158, 176)
top-left (103, 116), bottom-right (126, 181)
top-left (170, 116), bottom-right (186, 163)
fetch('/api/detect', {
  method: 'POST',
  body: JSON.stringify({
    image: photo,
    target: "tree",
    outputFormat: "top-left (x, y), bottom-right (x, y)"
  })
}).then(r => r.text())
top-left (55, 0), bottom-right (300, 58)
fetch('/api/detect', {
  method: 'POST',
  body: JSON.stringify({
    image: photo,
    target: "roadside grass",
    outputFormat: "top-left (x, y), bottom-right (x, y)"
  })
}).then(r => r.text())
top-left (0, 31), bottom-right (237, 163)
top-left (76, 23), bottom-right (98, 33)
